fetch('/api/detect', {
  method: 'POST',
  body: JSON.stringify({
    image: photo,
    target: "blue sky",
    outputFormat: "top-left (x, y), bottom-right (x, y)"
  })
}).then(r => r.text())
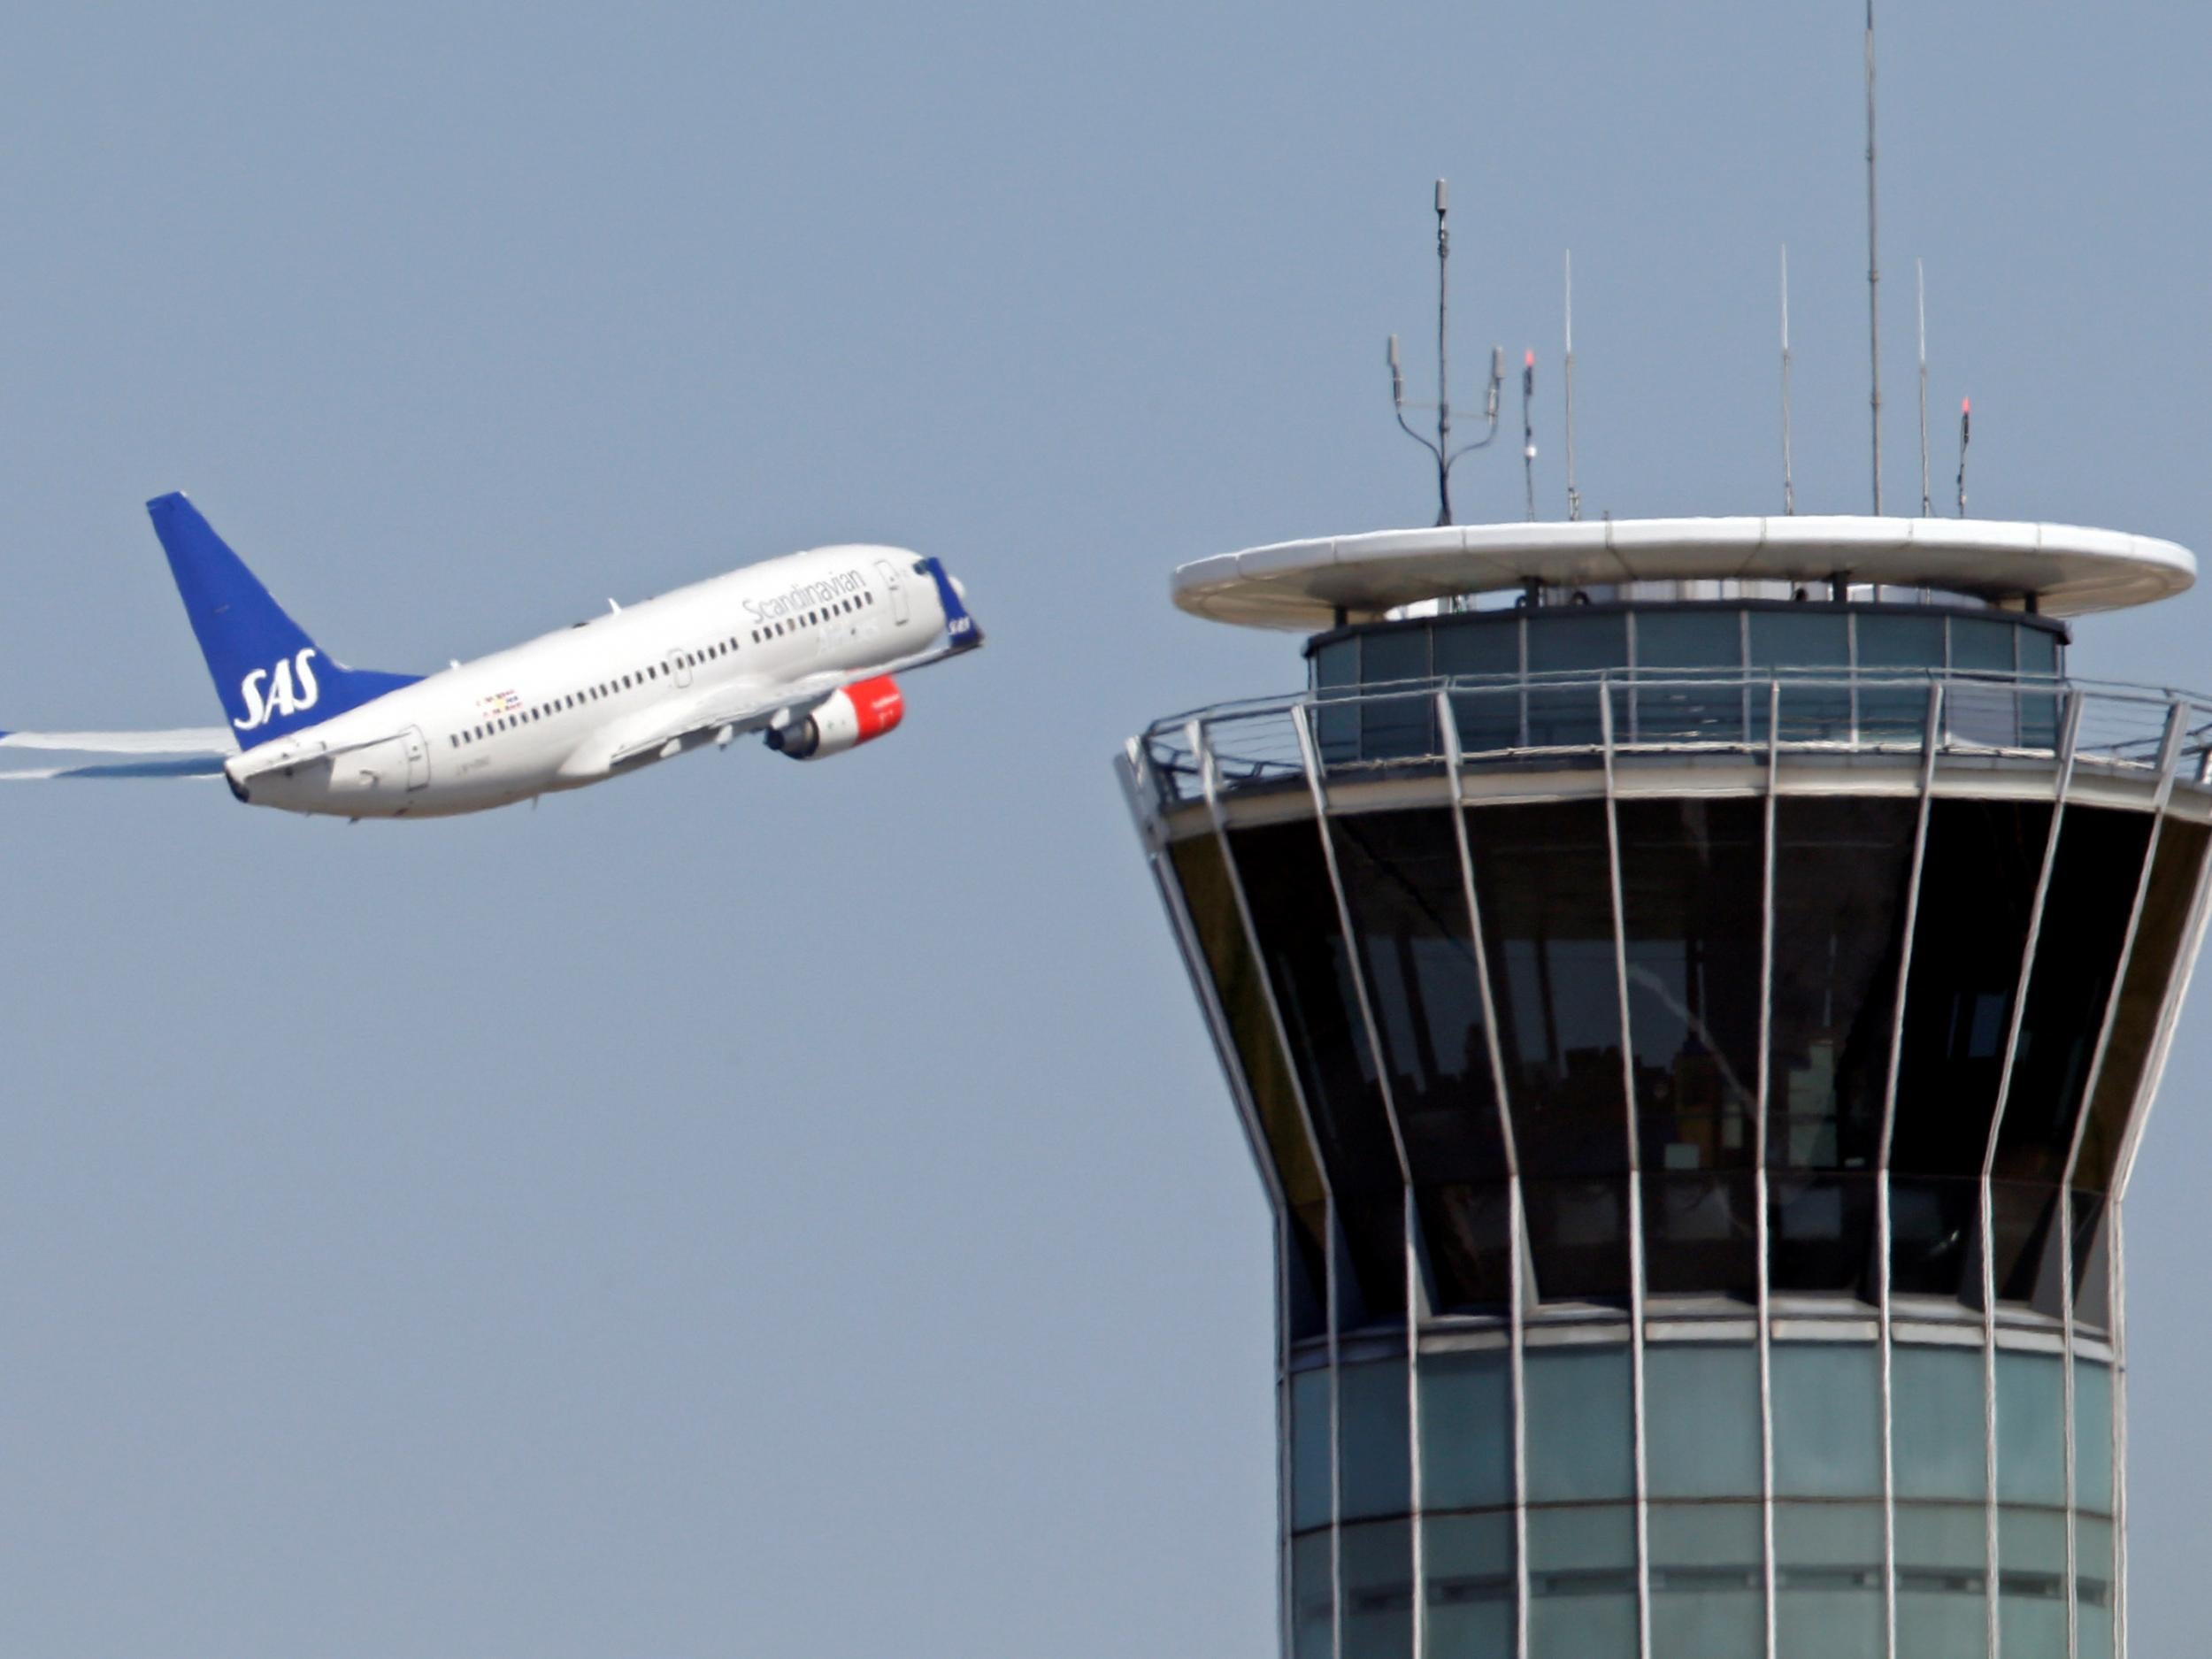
top-left (2, 4), bottom-right (2208, 1654)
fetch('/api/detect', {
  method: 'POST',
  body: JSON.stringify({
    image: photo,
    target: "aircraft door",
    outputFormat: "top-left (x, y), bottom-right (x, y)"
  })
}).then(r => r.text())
top-left (402, 726), bottom-right (430, 792)
top-left (876, 558), bottom-right (911, 626)
top-left (667, 649), bottom-right (694, 687)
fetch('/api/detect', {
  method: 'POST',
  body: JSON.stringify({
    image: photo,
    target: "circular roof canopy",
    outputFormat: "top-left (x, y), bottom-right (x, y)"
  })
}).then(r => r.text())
top-left (1171, 516), bottom-right (2196, 630)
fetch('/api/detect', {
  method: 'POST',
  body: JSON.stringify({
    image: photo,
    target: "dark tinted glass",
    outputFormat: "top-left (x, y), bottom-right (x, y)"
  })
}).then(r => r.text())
top-left (2017, 630), bottom-right (2062, 748)
top-left (2073, 817), bottom-right (2209, 1192)
top-left (1989, 1178), bottom-right (2064, 1312)
top-left (1858, 611), bottom-right (1946, 667)
top-left (1525, 611), bottom-right (1626, 748)
top-left (1888, 1174), bottom-right (1985, 1302)
top-left (1995, 806), bottom-right (2155, 1188)
top-left (1617, 798), bottom-right (1763, 1157)
top-left (2070, 1189), bottom-right (2112, 1328)
top-left (1437, 618), bottom-right (1521, 755)
top-left (1315, 638), bottom-right (1358, 762)
top-left (1893, 799), bottom-right (2053, 1175)
top-left (1750, 609), bottom-right (1848, 664)
top-left (1465, 800), bottom-right (1630, 1301)
top-left (1169, 835), bottom-right (1330, 1323)
top-left (1233, 820), bottom-right (1407, 1320)
top-left (1642, 1171), bottom-right (1759, 1299)
top-left (1616, 797), bottom-right (1764, 1297)
top-left (1947, 618), bottom-right (2024, 748)
top-left (1751, 611), bottom-right (1850, 741)
top-left (1768, 1171), bottom-right (1879, 1299)
top-left (1433, 616), bottom-right (1519, 677)
top-left (1330, 809), bottom-right (1513, 1309)
top-left (1359, 626), bottom-right (1436, 759)
top-left (1951, 616), bottom-right (2014, 672)
top-left (1313, 637), bottom-right (1356, 688)
top-left (1527, 610), bottom-right (1630, 672)
top-left (1634, 609), bottom-right (1743, 745)
top-left (1891, 798), bottom-right (2052, 1296)
top-left (1768, 796), bottom-right (1916, 1176)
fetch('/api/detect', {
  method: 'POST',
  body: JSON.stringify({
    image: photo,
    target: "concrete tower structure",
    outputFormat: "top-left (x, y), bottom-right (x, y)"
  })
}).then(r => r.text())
top-left (1119, 517), bottom-right (2208, 1659)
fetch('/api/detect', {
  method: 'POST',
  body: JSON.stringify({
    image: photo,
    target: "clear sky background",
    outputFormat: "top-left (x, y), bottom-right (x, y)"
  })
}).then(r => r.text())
top-left (1, 4), bottom-right (2207, 1655)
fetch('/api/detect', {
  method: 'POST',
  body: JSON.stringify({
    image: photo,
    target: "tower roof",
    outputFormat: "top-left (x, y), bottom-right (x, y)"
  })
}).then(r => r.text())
top-left (1171, 516), bottom-right (2196, 630)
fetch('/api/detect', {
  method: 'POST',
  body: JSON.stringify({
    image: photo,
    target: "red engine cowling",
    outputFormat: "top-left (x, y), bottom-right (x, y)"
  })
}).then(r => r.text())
top-left (766, 675), bottom-right (903, 761)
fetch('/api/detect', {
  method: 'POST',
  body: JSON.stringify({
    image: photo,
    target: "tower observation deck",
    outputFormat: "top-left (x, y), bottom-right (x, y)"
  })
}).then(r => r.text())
top-left (1119, 516), bottom-right (2209, 1659)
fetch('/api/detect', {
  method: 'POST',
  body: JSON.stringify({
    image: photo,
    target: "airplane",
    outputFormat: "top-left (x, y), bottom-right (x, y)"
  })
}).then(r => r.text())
top-left (0, 493), bottom-right (983, 818)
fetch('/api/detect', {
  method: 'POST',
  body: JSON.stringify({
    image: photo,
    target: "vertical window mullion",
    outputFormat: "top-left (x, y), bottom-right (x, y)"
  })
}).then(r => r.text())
top-left (1126, 748), bottom-right (1305, 1659)
top-left (1196, 718), bottom-right (1344, 1659)
top-left (1976, 690), bottom-right (2081, 1659)
top-left (1440, 688), bottom-right (1532, 1659)
top-left (1292, 703), bottom-right (1418, 1659)
top-left (1757, 680), bottom-right (1781, 1659)
top-left (1597, 681), bottom-right (1653, 1659)
top-left (1878, 680), bottom-right (1946, 1659)
top-left (2052, 701), bottom-right (2185, 1659)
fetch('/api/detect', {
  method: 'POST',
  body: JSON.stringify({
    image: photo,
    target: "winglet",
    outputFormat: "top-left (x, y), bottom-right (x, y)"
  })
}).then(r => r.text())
top-left (918, 557), bottom-right (983, 650)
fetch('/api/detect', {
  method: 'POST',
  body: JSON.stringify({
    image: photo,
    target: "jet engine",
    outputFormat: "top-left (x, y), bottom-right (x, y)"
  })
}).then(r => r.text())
top-left (765, 675), bottom-right (903, 761)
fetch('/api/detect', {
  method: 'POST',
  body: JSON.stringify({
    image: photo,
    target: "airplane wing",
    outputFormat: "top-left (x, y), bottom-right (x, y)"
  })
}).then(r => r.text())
top-left (603, 634), bottom-right (983, 770)
top-left (0, 727), bottom-right (236, 781)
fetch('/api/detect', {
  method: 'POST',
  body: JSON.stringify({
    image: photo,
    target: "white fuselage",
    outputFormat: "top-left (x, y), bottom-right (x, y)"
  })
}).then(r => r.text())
top-left (229, 544), bottom-right (949, 818)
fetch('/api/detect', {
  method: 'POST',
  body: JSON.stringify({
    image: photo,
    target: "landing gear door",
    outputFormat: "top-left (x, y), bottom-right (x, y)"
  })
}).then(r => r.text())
top-left (876, 558), bottom-right (911, 626)
top-left (402, 726), bottom-right (430, 792)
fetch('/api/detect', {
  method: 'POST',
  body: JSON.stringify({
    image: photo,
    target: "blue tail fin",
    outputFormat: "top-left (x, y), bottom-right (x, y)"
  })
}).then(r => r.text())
top-left (918, 555), bottom-right (983, 650)
top-left (148, 493), bottom-right (419, 745)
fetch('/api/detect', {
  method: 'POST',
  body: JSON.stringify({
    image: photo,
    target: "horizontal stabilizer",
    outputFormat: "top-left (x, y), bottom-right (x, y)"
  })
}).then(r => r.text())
top-left (0, 755), bottom-right (228, 781)
top-left (0, 727), bottom-right (238, 756)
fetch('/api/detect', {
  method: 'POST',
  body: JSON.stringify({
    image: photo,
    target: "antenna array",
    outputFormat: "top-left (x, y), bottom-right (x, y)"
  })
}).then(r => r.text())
top-left (1387, 178), bottom-right (1502, 526)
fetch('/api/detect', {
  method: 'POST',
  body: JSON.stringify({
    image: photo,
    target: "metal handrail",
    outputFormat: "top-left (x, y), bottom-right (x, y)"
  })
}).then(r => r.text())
top-left (1136, 670), bottom-right (2212, 807)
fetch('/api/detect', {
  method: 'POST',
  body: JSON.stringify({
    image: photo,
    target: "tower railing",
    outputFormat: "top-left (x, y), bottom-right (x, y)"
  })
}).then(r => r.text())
top-left (1140, 670), bottom-right (2212, 809)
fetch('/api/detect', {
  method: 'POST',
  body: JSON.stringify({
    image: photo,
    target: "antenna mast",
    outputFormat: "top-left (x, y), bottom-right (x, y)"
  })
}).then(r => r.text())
top-left (1563, 253), bottom-right (1581, 521)
top-left (1865, 0), bottom-right (1884, 514)
top-left (1780, 246), bottom-right (1796, 516)
top-left (1916, 259), bottom-right (1931, 516)
top-left (1956, 398), bottom-right (1971, 517)
top-left (1388, 178), bottom-right (1503, 526)
top-left (1521, 351), bottom-right (1538, 521)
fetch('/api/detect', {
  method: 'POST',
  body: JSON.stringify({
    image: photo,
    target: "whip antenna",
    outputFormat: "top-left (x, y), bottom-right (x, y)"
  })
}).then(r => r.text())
top-left (1386, 178), bottom-right (1503, 526)
top-left (1956, 397), bottom-right (1971, 517)
top-left (1916, 259), bottom-right (1931, 516)
top-left (1865, 0), bottom-right (1885, 513)
top-left (1564, 252), bottom-right (1581, 521)
top-left (1780, 246), bottom-right (1796, 516)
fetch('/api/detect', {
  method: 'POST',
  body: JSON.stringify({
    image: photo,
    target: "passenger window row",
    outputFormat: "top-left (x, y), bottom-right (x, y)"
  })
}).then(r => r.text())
top-left (751, 591), bottom-right (872, 645)
top-left (445, 613), bottom-right (807, 750)
top-left (445, 587), bottom-right (879, 750)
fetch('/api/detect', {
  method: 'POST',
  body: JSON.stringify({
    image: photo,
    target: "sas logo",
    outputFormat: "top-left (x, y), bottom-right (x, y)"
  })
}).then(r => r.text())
top-left (234, 649), bottom-right (321, 732)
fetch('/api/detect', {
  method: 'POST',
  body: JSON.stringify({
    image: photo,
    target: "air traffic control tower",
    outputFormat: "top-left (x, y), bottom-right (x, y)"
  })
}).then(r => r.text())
top-left (1119, 517), bottom-right (2210, 1659)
